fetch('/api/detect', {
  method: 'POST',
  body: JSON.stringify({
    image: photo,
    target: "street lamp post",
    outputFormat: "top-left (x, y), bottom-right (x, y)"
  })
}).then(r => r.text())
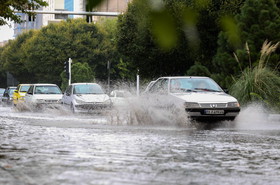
top-left (68, 58), bottom-right (72, 86)
top-left (136, 69), bottom-right (140, 96)
top-left (107, 61), bottom-right (110, 93)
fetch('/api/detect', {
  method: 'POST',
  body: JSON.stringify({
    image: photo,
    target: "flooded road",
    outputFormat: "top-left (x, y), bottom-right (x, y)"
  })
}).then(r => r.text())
top-left (0, 105), bottom-right (280, 185)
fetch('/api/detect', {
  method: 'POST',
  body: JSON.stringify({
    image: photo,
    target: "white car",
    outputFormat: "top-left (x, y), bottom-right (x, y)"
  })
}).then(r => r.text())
top-left (24, 84), bottom-right (63, 109)
top-left (62, 83), bottom-right (112, 113)
top-left (144, 76), bottom-right (240, 121)
top-left (110, 90), bottom-right (133, 107)
top-left (143, 80), bottom-right (156, 93)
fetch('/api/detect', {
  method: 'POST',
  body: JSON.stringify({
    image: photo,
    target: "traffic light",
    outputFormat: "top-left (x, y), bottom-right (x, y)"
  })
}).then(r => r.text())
top-left (64, 61), bottom-right (69, 79)
top-left (64, 61), bottom-right (69, 73)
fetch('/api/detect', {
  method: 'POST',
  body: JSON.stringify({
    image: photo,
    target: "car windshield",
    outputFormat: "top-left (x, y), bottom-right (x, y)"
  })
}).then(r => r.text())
top-left (20, 85), bottom-right (30, 92)
top-left (73, 84), bottom-right (104, 94)
top-left (9, 89), bottom-right (16, 95)
top-left (34, 86), bottom-right (62, 94)
top-left (170, 78), bottom-right (223, 93)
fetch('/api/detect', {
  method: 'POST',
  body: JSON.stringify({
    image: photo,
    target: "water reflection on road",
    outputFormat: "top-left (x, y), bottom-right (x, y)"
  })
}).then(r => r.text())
top-left (0, 106), bottom-right (280, 185)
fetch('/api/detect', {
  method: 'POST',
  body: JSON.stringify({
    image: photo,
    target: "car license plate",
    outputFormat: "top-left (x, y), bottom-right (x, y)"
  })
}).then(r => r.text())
top-left (204, 110), bottom-right (224, 114)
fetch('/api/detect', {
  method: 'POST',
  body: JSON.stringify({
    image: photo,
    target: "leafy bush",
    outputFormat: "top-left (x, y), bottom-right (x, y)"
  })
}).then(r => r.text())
top-left (230, 40), bottom-right (280, 112)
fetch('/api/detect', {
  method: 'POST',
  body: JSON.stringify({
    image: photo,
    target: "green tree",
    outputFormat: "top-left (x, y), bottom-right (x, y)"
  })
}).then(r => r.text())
top-left (116, 0), bottom-right (246, 79)
top-left (21, 19), bottom-right (103, 85)
top-left (60, 62), bottom-right (94, 90)
top-left (213, 0), bottom-right (280, 88)
top-left (0, 47), bottom-right (6, 87)
top-left (186, 62), bottom-right (211, 76)
top-left (94, 18), bottom-right (121, 80)
top-left (0, 0), bottom-right (48, 26)
top-left (116, 0), bottom-right (194, 79)
top-left (0, 30), bottom-right (36, 83)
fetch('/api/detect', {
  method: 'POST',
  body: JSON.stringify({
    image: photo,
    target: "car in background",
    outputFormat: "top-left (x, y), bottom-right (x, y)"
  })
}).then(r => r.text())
top-left (110, 90), bottom-right (133, 107)
top-left (13, 84), bottom-right (32, 107)
top-left (143, 80), bottom-right (156, 93)
top-left (2, 86), bottom-right (17, 105)
top-left (144, 76), bottom-right (240, 121)
top-left (62, 83), bottom-right (112, 113)
top-left (0, 88), bottom-right (5, 104)
top-left (24, 84), bottom-right (63, 109)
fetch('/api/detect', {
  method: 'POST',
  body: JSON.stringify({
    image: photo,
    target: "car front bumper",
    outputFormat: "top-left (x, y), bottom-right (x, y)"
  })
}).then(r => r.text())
top-left (74, 103), bottom-right (112, 112)
top-left (186, 107), bottom-right (240, 120)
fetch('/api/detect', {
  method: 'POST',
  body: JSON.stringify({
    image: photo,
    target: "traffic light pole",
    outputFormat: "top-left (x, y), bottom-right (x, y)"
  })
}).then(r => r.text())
top-left (68, 58), bottom-right (72, 86)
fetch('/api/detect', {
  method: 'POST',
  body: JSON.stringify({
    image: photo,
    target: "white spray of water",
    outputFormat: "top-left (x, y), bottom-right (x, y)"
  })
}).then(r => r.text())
top-left (234, 103), bottom-right (280, 130)
top-left (110, 94), bottom-right (191, 126)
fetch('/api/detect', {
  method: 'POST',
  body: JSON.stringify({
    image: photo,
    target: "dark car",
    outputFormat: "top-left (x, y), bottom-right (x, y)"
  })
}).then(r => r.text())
top-left (2, 86), bottom-right (17, 105)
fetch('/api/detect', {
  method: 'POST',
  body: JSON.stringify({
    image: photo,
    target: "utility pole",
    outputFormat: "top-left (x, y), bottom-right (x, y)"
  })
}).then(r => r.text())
top-left (107, 61), bottom-right (110, 93)
top-left (68, 58), bottom-right (72, 86)
top-left (136, 69), bottom-right (140, 96)
top-left (64, 58), bottom-right (72, 86)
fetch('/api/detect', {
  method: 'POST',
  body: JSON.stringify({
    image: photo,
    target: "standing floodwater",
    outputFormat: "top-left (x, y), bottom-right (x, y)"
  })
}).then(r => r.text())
top-left (0, 105), bottom-right (280, 185)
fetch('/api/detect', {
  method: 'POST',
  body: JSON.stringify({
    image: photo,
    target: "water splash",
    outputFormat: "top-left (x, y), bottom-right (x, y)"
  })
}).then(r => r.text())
top-left (234, 103), bottom-right (279, 130)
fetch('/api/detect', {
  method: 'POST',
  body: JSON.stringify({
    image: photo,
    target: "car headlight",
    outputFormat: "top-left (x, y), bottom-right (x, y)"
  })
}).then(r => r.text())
top-left (185, 102), bottom-right (200, 108)
top-left (75, 98), bottom-right (85, 104)
top-left (227, 102), bottom-right (240, 108)
top-left (104, 99), bottom-right (112, 105)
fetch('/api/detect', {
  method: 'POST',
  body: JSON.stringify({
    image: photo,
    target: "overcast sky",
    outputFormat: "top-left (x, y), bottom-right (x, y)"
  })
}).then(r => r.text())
top-left (0, 23), bottom-right (14, 42)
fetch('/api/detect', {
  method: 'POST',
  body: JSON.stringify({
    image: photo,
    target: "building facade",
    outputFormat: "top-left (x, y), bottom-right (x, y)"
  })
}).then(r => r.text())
top-left (13, 0), bottom-right (130, 37)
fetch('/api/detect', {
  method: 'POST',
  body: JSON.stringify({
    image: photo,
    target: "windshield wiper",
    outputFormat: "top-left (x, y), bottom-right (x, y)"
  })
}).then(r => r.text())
top-left (172, 88), bottom-right (197, 93)
top-left (194, 88), bottom-right (222, 92)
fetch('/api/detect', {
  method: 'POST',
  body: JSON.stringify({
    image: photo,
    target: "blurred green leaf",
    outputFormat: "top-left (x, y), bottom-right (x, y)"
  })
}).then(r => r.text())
top-left (150, 10), bottom-right (178, 50)
top-left (220, 16), bottom-right (241, 48)
top-left (183, 8), bottom-right (198, 25)
top-left (182, 7), bottom-right (199, 49)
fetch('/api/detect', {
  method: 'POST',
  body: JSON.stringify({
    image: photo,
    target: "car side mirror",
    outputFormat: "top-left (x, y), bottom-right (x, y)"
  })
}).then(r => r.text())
top-left (14, 90), bottom-right (18, 93)
top-left (223, 89), bottom-right (229, 93)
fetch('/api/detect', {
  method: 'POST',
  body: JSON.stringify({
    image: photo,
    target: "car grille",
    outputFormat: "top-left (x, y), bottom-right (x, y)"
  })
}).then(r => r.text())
top-left (76, 103), bottom-right (110, 109)
top-left (44, 100), bottom-right (59, 103)
top-left (199, 103), bottom-right (227, 108)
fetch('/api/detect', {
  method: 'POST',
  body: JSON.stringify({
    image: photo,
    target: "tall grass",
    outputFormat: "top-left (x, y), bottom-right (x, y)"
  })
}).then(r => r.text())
top-left (230, 40), bottom-right (280, 112)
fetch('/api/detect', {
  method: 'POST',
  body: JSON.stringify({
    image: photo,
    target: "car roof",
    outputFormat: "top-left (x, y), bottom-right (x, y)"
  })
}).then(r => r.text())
top-left (71, 83), bottom-right (100, 85)
top-left (18, 84), bottom-right (32, 86)
top-left (159, 76), bottom-right (209, 79)
top-left (32, 84), bottom-right (58, 86)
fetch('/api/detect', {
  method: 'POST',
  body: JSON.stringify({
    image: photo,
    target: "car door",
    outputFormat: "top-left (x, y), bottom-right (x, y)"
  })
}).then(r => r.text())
top-left (24, 85), bottom-right (34, 105)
